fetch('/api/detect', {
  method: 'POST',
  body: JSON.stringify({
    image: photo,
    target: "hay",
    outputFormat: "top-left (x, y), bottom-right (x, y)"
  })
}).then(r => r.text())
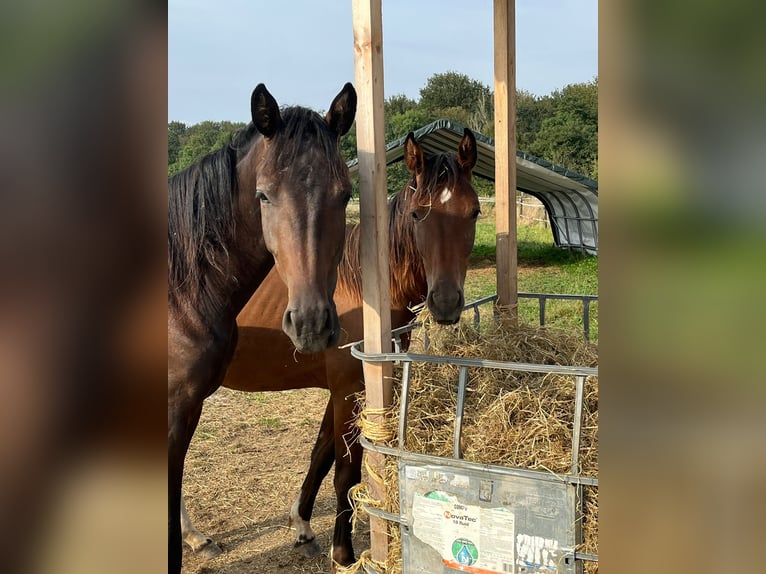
top-left (341, 312), bottom-right (599, 574)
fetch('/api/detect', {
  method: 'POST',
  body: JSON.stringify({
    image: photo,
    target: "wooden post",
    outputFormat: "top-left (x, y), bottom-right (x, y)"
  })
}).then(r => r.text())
top-left (352, 0), bottom-right (392, 565)
top-left (494, 0), bottom-right (518, 310)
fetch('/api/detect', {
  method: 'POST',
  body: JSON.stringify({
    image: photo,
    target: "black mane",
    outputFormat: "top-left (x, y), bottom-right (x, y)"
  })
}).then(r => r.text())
top-left (167, 127), bottom-right (252, 298)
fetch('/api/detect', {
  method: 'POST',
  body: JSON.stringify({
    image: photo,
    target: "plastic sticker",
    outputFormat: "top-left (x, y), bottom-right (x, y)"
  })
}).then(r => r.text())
top-left (412, 491), bottom-right (516, 573)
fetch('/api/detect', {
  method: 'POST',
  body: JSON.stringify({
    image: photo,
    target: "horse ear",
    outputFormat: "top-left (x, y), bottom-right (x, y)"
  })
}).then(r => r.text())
top-left (251, 84), bottom-right (283, 138)
top-left (457, 128), bottom-right (477, 177)
top-left (326, 83), bottom-right (357, 137)
top-left (404, 133), bottom-right (424, 175)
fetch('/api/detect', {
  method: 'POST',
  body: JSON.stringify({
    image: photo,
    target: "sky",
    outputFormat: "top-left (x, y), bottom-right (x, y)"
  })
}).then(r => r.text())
top-left (168, 0), bottom-right (598, 124)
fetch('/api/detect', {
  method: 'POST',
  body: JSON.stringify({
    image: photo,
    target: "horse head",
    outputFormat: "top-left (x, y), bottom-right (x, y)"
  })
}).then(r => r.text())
top-left (403, 128), bottom-right (479, 324)
top-left (245, 83), bottom-right (356, 352)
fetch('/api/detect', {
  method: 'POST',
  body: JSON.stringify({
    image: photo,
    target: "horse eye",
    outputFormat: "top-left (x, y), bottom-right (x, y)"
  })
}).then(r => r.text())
top-left (255, 190), bottom-right (271, 204)
top-left (342, 192), bottom-right (352, 206)
top-left (471, 208), bottom-right (481, 220)
top-left (411, 211), bottom-right (420, 221)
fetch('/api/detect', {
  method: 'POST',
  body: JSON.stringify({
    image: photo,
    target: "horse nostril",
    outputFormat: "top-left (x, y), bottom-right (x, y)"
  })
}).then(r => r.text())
top-left (323, 307), bottom-right (339, 343)
top-left (284, 309), bottom-right (296, 331)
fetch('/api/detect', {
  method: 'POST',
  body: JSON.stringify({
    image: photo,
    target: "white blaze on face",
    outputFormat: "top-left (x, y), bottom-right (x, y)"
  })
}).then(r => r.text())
top-left (439, 186), bottom-right (452, 205)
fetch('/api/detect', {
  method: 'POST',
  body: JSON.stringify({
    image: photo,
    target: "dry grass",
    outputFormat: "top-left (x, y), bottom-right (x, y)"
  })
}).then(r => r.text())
top-left (182, 387), bottom-right (370, 574)
top-left (346, 313), bottom-right (599, 573)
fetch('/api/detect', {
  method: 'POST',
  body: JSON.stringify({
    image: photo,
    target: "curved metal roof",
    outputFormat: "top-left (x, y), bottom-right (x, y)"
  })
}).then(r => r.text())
top-left (347, 119), bottom-right (598, 255)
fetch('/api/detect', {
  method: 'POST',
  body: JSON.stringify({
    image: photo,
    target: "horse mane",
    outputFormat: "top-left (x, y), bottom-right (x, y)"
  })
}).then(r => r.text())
top-left (168, 107), bottom-right (345, 301)
top-left (168, 131), bottom-right (246, 299)
top-left (261, 107), bottom-right (348, 182)
top-left (338, 153), bottom-right (462, 307)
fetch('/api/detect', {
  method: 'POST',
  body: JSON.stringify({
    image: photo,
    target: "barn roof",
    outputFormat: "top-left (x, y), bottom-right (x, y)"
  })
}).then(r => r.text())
top-left (347, 118), bottom-right (599, 255)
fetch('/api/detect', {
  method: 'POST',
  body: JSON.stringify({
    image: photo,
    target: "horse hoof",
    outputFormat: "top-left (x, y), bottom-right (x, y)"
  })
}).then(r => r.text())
top-left (293, 537), bottom-right (322, 558)
top-left (196, 539), bottom-right (223, 560)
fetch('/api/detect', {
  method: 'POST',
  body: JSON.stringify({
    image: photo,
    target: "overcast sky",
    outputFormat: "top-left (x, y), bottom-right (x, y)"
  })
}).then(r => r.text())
top-left (168, 0), bottom-right (597, 124)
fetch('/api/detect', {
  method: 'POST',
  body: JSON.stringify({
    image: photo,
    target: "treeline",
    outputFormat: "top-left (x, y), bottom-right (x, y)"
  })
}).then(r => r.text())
top-left (169, 72), bottom-right (598, 189)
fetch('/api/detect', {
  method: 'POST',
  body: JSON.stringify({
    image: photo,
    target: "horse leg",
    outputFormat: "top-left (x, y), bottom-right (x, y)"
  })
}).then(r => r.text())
top-left (180, 495), bottom-right (223, 559)
top-left (330, 391), bottom-right (363, 569)
top-left (289, 397), bottom-right (335, 558)
top-left (168, 396), bottom-right (203, 574)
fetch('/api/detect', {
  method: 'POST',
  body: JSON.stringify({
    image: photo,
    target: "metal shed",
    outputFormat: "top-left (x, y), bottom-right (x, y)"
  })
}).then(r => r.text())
top-left (348, 119), bottom-right (599, 255)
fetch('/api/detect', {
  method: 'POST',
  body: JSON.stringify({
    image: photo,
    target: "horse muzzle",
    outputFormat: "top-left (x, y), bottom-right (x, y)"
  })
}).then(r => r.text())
top-left (282, 302), bottom-right (340, 353)
top-left (427, 287), bottom-right (464, 325)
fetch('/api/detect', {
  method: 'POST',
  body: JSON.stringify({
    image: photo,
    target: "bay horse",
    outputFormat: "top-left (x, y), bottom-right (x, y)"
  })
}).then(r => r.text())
top-left (181, 129), bottom-right (479, 570)
top-left (168, 83), bottom-right (357, 573)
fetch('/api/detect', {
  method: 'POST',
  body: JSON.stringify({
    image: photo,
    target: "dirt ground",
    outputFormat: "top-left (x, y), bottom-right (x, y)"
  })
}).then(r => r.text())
top-left (182, 387), bottom-right (370, 574)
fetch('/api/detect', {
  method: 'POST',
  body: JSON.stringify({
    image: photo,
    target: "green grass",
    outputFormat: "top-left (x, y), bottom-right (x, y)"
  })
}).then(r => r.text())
top-left (257, 417), bottom-right (284, 430)
top-left (467, 212), bottom-right (598, 340)
top-left (349, 201), bottom-right (599, 339)
top-left (244, 391), bottom-right (267, 403)
top-left (471, 220), bottom-right (497, 260)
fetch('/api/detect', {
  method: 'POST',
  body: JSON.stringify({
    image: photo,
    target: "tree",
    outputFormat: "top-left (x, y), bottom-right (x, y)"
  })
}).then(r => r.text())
top-left (531, 112), bottom-right (598, 177)
top-left (516, 90), bottom-right (553, 151)
top-left (517, 78), bottom-right (598, 177)
top-left (419, 71), bottom-right (492, 133)
top-left (420, 71), bottom-right (490, 112)
top-left (168, 121), bottom-right (186, 167)
top-left (386, 108), bottom-right (434, 141)
top-left (339, 123), bottom-right (357, 164)
top-left (385, 94), bottom-right (418, 117)
top-left (168, 121), bottom-right (246, 176)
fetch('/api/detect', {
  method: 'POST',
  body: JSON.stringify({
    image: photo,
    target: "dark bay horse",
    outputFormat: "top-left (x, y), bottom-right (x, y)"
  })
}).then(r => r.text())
top-left (168, 83), bottom-right (357, 573)
top-left (181, 129), bottom-right (479, 569)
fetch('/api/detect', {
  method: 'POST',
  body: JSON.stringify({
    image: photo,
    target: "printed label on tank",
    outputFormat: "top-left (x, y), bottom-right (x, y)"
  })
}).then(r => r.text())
top-left (412, 491), bottom-right (516, 573)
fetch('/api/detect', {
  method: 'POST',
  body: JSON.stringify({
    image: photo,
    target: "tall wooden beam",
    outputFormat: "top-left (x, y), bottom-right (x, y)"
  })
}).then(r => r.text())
top-left (352, 0), bottom-right (392, 565)
top-left (494, 0), bottom-right (518, 309)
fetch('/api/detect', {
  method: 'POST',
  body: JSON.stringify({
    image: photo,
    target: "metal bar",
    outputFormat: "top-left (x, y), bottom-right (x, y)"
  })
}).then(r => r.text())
top-left (469, 293), bottom-right (499, 307)
top-left (572, 376), bottom-right (585, 475)
top-left (568, 551), bottom-right (599, 562)
top-left (518, 292), bottom-right (598, 301)
top-left (576, 213), bottom-right (586, 255)
top-left (550, 189), bottom-right (582, 233)
top-left (453, 367), bottom-right (469, 459)
top-left (361, 503), bottom-right (406, 526)
top-left (575, 481), bottom-right (585, 573)
top-left (539, 294), bottom-right (546, 327)
top-left (393, 332), bottom-right (402, 353)
top-left (366, 293), bottom-right (596, 346)
top-left (398, 361), bottom-right (412, 450)
top-left (351, 345), bottom-right (598, 377)
top-left (473, 304), bottom-right (481, 330)
top-left (583, 299), bottom-right (591, 341)
top-left (544, 191), bottom-right (570, 244)
top-left (359, 436), bottom-right (599, 487)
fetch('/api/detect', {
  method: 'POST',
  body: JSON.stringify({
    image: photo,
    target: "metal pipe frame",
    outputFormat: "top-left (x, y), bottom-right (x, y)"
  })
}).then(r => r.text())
top-left (353, 293), bottom-right (600, 567)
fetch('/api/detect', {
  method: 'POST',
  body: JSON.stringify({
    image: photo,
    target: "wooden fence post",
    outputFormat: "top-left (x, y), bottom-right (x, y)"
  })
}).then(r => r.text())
top-left (352, 0), bottom-right (392, 566)
top-left (494, 0), bottom-right (518, 311)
